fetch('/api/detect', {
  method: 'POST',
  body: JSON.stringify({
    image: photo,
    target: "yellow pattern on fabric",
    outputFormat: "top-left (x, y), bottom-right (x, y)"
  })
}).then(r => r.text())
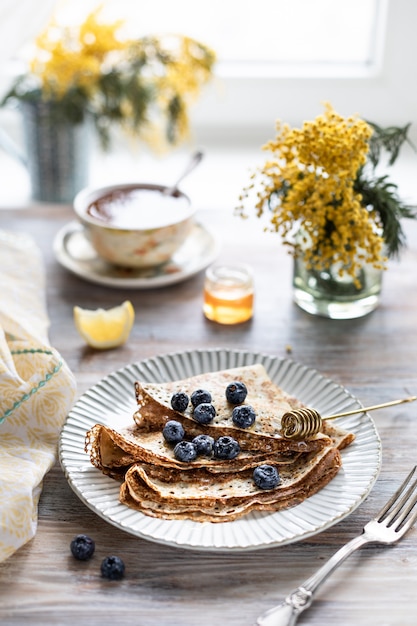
top-left (0, 230), bottom-right (77, 562)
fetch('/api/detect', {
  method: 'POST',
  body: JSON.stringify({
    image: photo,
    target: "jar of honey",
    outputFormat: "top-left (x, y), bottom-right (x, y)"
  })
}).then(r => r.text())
top-left (203, 263), bottom-right (254, 324)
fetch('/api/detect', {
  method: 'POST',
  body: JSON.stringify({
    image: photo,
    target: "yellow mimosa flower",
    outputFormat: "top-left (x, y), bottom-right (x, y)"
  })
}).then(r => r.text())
top-left (237, 103), bottom-right (416, 284)
top-left (4, 4), bottom-right (215, 150)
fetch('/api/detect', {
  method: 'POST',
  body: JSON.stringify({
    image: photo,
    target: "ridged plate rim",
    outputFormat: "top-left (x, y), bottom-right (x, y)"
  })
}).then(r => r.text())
top-left (59, 348), bottom-right (382, 552)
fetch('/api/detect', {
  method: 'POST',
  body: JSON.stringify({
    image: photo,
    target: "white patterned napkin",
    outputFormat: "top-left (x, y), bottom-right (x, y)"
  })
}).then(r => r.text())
top-left (0, 230), bottom-right (76, 562)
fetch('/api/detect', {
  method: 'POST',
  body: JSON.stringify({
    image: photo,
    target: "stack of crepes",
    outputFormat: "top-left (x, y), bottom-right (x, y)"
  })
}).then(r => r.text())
top-left (85, 363), bottom-right (355, 523)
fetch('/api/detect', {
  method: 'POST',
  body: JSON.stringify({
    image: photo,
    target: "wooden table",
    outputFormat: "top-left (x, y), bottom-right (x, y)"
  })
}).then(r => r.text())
top-left (1, 204), bottom-right (416, 626)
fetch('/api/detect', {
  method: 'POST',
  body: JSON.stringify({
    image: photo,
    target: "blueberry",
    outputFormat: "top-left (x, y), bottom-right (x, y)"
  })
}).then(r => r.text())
top-left (190, 388), bottom-right (212, 407)
top-left (213, 436), bottom-right (240, 460)
top-left (192, 434), bottom-right (215, 456)
top-left (253, 465), bottom-right (281, 490)
top-left (101, 555), bottom-right (125, 580)
top-left (174, 440), bottom-right (197, 462)
top-left (193, 402), bottom-right (216, 425)
top-left (162, 420), bottom-right (185, 444)
top-left (232, 404), bottom-right (256, 429)
top-left (225, 381), bottom-right (248, 405)
top-left (170, 391), bottom-right (189, 413)
top-left (70, 534), bottom-right (95, 561)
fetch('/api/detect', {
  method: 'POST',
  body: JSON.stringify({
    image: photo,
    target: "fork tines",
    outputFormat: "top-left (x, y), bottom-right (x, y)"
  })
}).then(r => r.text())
top-left (378, 465), bottom-right (417, 531)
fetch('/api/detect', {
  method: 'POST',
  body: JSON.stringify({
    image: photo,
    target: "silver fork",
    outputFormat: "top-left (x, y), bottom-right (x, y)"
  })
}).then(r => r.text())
top-left (256, 466), bottom-right (417, 626)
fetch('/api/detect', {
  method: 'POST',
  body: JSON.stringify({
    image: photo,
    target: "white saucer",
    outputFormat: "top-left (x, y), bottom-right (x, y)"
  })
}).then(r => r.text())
top-left (53, 220), bottom-right (219, 289)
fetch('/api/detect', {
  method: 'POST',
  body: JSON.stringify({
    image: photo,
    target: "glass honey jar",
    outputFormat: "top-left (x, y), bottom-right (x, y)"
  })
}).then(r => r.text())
top-left (203, 263), bottom-right (254, 324)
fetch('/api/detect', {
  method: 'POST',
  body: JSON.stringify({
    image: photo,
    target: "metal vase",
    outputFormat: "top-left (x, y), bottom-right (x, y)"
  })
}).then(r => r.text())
top-left (21, 100), bottom-right (90, 204)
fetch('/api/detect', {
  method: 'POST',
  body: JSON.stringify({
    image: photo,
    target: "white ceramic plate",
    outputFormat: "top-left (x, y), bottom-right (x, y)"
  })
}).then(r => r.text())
top-left (59, 349), bottom-right (382, 552)
top-left (53, 220), bottom-right (219, 288)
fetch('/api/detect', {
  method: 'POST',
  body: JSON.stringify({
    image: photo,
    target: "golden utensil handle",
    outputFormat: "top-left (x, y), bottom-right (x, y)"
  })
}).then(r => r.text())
top-left (323, 395), bottom-right (417, 421)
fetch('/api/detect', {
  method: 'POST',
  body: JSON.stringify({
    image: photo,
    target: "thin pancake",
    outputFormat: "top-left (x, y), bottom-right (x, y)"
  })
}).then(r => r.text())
top-left (133, 364), bottom-right (331, 452)
top-left (120, 445), bottom-right (342, 522)
top-left (85, 423), bottom-right (304, 479)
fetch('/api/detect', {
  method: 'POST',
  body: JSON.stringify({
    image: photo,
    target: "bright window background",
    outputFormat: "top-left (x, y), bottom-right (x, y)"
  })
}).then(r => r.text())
top-left (1, 0), bottom-right (416, 142)
top-left (53, 0), bottom-right (382, 72)
top-left (1, 0), bottom-right (417, 207)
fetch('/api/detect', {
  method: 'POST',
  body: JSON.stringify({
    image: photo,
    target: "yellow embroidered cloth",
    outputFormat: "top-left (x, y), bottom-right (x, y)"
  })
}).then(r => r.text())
top-left (0, 230), bottom-right (77, 562)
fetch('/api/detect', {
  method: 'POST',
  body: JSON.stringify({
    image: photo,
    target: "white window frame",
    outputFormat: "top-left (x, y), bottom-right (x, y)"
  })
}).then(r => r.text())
top-left (190, 0), bottom-right (417, 143)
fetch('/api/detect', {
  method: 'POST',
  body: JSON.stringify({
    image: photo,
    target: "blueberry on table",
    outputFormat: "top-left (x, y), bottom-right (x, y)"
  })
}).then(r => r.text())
top-left (193, 402), bottom-right (216, 424)
top-left (232, 404), bottom-right (256, 429)
top-left (174, 440), bottom-right (198, 462)
top-left (190, 388), bottom-right (212, 407)
top-left (70, 534), bottom-right (95, 561)
top-left (225, 381), bottom-right (248, 405)
top-left (101, 555), bottom-right (125, 580)
top-left (213, 436), bottom-right (240, 460)
top-left (171, 391), bottom-right (189, 413)
top-left (192, 434), bottom-right (215, 456)
top-left (162, 420), bottom-right (185, 444)
top-left (253, 465), bottom-right (281, 490)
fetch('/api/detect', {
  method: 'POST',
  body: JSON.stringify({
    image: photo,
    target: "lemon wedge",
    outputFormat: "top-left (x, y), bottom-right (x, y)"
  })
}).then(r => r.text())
top-left (73, 300), bottom-right (135, 349)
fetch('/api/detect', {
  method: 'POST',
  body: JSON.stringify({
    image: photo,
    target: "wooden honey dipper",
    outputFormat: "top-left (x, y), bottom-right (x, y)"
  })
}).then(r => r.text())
top-left (280, 395), bottom-right (417, 440)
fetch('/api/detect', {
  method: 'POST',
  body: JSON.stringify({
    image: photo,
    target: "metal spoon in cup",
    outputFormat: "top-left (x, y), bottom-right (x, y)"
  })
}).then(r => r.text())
top-left (162, 150), bottom-right (204, 196)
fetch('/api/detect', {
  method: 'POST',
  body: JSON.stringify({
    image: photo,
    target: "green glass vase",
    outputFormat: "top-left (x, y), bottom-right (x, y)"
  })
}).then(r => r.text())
top-left (293, 253), bottom-right (383, 319)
